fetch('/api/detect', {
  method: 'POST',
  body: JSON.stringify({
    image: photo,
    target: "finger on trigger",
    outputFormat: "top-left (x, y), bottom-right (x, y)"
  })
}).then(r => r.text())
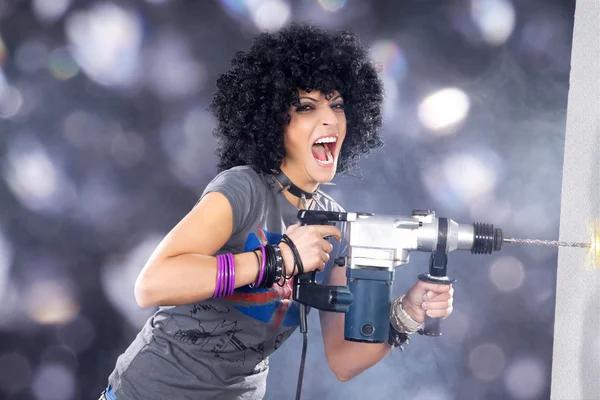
top-left (318, 225), bottom-right (342, 241)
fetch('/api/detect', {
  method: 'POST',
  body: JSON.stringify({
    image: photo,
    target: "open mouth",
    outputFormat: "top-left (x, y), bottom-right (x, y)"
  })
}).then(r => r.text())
top-left (311, 136), bottom-right (337, 167)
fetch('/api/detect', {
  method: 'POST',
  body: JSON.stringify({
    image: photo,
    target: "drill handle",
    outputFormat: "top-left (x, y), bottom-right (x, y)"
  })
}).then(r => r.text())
top-left (417, 252), bottom-right (456, 336)
top-left (292, 211), bottom-right (352, 313)
top-left (293, 214), bottom-right (336, 290)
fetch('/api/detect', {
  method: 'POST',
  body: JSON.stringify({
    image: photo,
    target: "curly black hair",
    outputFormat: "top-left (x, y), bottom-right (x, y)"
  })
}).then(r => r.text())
top-left (208, 23), bottom-right (385, 175)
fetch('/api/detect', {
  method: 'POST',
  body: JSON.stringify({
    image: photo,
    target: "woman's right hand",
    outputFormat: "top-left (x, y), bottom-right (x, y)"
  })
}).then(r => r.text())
top-left (278, 223), bottom-right (343, 276)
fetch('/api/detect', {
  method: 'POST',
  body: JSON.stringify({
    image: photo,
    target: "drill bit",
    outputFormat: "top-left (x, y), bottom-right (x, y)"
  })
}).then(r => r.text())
top-left (503, 238), bottom-right (591, 248)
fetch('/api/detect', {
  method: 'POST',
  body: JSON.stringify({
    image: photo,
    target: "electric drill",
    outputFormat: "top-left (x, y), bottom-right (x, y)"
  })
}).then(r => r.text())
top-left (292, 209), bottom-right (504, 342)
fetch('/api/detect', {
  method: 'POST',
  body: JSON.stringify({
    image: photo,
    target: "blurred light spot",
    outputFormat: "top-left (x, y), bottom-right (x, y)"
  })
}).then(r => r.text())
top-left (2, 135), bottom-right (77, 215)
top-left (490, 256), bottom-right (525, 292)
top-left (145, 32), bottom-right (207, 100)
top-left (62, 109), bottom-right (106, 149)
top-left (101, 235), bottom-right (163, 328)
top-left (504, 357), bottom-right (546, 399)
top-left (423, 153), bottom-right (497, 208)
top-left (0, 226), bottom-right (11, 300)
top-left (15, 40), bottom-right (49, 73)
top-left (161, 107), bottom-right (218, 188)
top-left (0, 85), bottom-right (24, 119)
top-left (418, 87), bottom-right (470, 134)
top-left (370, 40), bottom-right (407, 81)
top-left (444, 154), bottom-right (496, 202)
top-left (56, 315), bottom-right (96, 353)
top-left (24, 280), bottom-right (80, 325)
top-left (219, 0), bottom-right (247, 14)
top-left (76, 173), bottom-right (127, 232)
top-left (48, 47), bottom-right (79, 80)
top-left (0, 352), bottom-right (31, 394)
top-left (318, 0), bottom-right (347, 12)
top-left (248, 0), bottom-right (290, 32)
top-left (110, 131), bottom-right (146, 167)
top-left (470, 0), bottom-right (516, 46)
top-left (32, 363), bottom-right (76, 400)
top-left (33, 0), bottom-right (72, 23)
top-left (65, 2), bottom-right (143, 88)
top-left (469, 342), bottom-right (506, 381)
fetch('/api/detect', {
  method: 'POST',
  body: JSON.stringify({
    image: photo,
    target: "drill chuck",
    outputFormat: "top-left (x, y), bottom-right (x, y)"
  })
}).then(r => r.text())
top-left (471, 223), bottom-right (504, 254)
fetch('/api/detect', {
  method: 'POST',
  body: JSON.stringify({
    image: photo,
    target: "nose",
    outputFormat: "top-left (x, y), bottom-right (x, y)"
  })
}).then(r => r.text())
top-left (320, 105), bottom-right (338, 127)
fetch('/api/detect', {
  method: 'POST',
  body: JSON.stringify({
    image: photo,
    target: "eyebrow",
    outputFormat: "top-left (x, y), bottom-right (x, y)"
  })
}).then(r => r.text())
top-left (299, 94), bottom-right (343, 102)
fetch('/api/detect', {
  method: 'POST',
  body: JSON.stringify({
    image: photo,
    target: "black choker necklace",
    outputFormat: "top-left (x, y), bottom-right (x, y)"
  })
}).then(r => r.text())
top-left (273, 170), bottom-right (316, 199)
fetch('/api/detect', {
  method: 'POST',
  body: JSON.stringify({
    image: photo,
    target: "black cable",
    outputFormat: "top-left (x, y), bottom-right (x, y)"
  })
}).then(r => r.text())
top-left (295, 330), bottom-right (308, 400)
top-left (278, 234), bottom-right (309, 399)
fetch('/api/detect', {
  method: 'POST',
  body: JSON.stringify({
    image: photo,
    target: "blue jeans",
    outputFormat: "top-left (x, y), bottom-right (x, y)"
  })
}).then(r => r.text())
top-left (99, 385), bottom-right (118, 400)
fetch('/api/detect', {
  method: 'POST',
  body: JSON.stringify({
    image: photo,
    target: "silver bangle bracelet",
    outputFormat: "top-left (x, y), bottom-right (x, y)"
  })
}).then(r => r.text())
top-left (390, 294), bottom-right (423, 334)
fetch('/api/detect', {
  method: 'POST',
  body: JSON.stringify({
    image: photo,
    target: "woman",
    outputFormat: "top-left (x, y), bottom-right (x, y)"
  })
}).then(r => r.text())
top-left (102, 23), bottom-right (454, 400)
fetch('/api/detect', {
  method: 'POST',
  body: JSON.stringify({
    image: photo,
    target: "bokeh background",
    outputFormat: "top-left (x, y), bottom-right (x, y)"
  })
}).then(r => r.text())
top-left (0, 0), bottom-right (577, 399)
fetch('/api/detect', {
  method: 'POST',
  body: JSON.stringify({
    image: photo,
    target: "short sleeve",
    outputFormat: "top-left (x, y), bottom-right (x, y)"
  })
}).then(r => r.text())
top-left (198, 167), bottom-right (262, 237)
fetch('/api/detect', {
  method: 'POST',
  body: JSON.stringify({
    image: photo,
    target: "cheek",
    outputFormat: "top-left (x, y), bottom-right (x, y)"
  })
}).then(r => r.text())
top-left (338, 113), bottom-right (347, 135)
top-left (286, 119), bottom-right (313, 148)
top-left (283, 127), bottom-right (308, 158)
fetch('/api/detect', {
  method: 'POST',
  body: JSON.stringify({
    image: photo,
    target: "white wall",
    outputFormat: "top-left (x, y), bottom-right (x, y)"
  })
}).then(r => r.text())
top-left (551, 1), bottom-right (600, 399)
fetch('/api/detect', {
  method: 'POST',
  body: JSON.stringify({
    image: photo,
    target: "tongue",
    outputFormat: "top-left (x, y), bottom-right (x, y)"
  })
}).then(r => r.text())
top-left (312, 144), bottom-right (328, 161)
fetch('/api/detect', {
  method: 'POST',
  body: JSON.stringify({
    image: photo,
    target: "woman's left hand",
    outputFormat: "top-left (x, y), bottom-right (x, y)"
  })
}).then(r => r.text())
top-left (401, 281), bottom-right (454, 324)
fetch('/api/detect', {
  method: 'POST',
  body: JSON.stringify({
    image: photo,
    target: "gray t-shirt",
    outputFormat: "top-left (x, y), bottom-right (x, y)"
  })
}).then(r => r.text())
top-left (107, 166), bottom-right (346, 400)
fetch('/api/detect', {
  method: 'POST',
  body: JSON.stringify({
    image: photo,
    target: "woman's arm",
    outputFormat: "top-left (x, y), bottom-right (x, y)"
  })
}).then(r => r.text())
top-left (134, 192), bottom-right (261, 307)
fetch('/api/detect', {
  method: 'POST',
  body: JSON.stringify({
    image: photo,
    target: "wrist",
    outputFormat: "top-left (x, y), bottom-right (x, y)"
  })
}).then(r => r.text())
top-left (401, 296), bottom-right (425, 324)
top-left (277, 242), bottom-right (295, 277)
top-left (389, 295), bottom-right (424, 335)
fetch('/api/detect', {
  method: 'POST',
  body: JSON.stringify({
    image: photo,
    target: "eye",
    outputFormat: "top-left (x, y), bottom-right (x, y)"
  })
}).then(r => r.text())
top-left (332, 103), bottom-right (345, 111)
top-left (296, 104), bottom-right (314, 112)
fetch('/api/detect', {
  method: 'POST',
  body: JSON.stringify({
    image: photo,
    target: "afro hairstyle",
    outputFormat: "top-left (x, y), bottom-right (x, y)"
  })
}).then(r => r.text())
top-left (208, 23), bottom-right (385, 175)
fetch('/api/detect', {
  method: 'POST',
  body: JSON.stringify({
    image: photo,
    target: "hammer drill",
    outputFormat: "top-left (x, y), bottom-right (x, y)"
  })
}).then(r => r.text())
top-left (292, 208), bottom-right (504, 341)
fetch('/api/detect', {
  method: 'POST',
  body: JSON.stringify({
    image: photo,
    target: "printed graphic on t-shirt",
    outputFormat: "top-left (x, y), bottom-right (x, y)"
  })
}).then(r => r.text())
top-left (224, 225), bottom-right (300, 329)
top-left (173, 315), bottom-right (265, 367)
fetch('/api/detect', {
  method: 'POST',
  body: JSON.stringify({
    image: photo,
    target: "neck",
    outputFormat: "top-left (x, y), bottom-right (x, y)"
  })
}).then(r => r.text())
top-left (279, 163), bottom-right (319, 194)
top-left (276, 163), bottom-right (318, 209)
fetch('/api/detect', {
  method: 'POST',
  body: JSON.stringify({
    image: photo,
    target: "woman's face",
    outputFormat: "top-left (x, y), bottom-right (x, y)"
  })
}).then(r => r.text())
top-left (282, 89), bottom-right (347, 187)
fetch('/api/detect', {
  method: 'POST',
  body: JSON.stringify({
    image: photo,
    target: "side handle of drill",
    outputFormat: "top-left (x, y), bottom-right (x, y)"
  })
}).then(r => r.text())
top-left (417, 216), bottom-right (456, 337)
top-left (417, 251), bottom-right (456, 336)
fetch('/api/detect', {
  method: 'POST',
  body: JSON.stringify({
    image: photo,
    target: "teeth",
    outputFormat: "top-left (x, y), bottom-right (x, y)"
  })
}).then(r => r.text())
top-left (314, 145), bottom-right (334, 166)
top-left (315, 137), bottom-right (337, 145)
